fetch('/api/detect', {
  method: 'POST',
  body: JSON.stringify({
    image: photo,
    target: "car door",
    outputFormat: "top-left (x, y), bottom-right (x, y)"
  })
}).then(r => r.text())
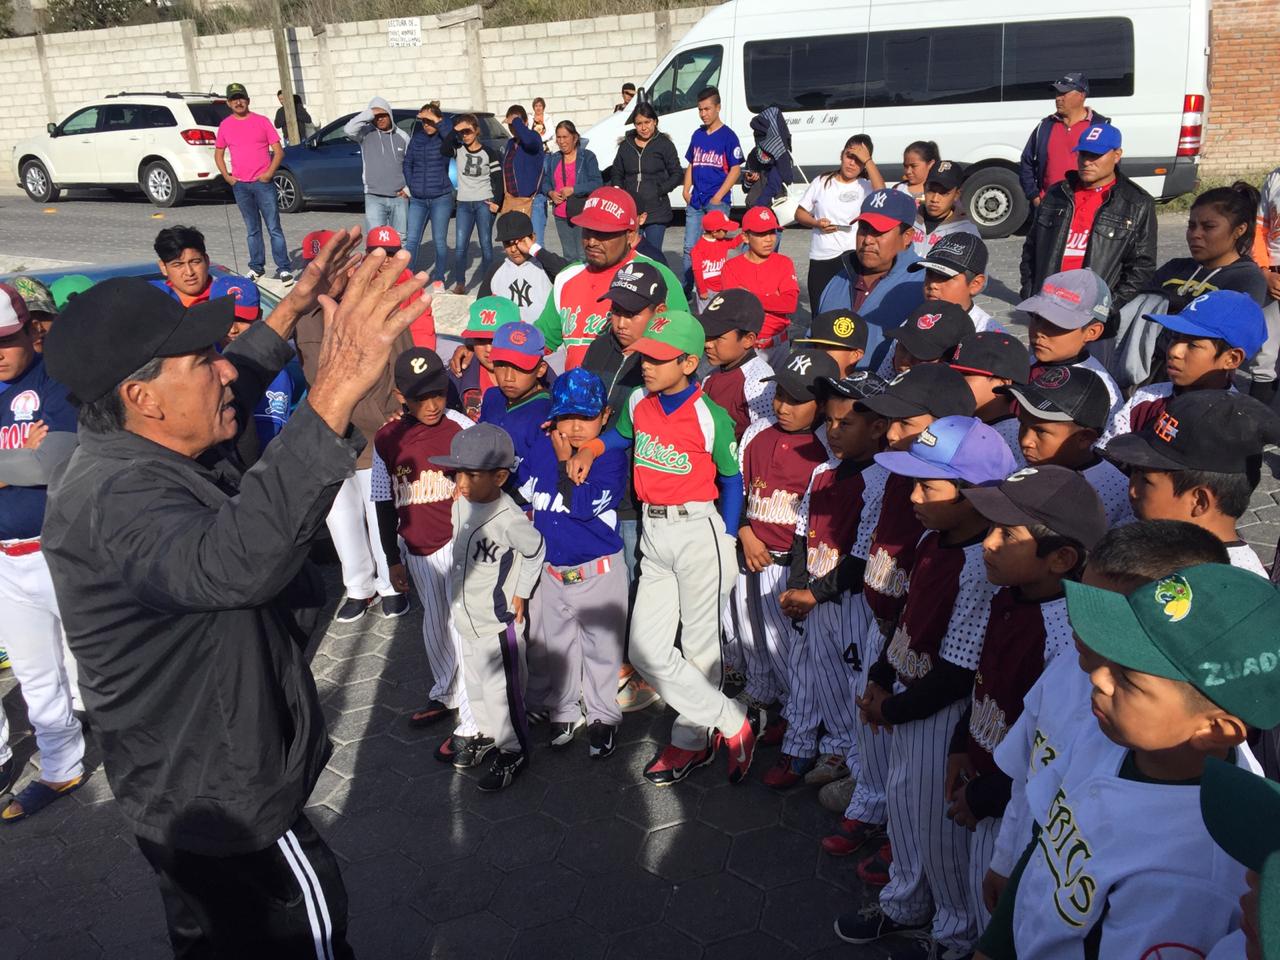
top-left (49, 107), bottom-right (102, 183)
top-left (296, 116), bottom-right (365, 200)
top-left (96, 103), bottom-right (160, 183)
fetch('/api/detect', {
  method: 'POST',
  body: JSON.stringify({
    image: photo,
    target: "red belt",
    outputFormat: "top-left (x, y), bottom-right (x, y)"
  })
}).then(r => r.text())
top-left (0, 539), bottom-right (40, 557)
top-left (546, 556), bottom-right (612, 585)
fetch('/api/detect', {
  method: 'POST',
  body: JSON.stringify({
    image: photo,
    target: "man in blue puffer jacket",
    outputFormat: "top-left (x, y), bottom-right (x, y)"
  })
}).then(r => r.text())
top-left (403, 102), bottom-right (455, 283)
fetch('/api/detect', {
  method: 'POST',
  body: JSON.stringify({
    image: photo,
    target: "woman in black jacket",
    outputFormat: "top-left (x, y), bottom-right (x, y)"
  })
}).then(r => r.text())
top-left (608, 103), bottom-right (684, 252)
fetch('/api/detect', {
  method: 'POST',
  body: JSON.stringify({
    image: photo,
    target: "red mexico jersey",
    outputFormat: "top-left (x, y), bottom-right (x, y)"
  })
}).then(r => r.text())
top-left (740, 421), bottom-right (830, 552)
top-left (372, 410), bottom-right (471, 555)
top-left (799, 458), bottom-right (874, 577)
top-left (862, 471), bottom-right (926, 625)
top-left (620, 386), bottom-right (739, 506)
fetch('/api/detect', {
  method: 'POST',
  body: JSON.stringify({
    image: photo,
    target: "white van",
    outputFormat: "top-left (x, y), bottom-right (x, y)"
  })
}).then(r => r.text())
top-left (587, 0), bottom-right (1208, 237)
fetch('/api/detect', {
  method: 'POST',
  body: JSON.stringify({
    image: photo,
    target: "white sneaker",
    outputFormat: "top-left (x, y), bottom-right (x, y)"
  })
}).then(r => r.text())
top-left (247, 268), bottom-right (264, 281)
top-left (819, 775), bottom-right (857, 813)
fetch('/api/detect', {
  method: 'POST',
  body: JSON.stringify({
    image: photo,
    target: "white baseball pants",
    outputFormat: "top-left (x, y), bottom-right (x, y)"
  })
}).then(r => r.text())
top-left (966, 815), bottom-right (1000, 935)
top-left (404, 542), bottom-right (477, 737)
top-left (845, 609), bottom-right (892, 825)
top-left (782, 589), bottom-right (870, 759)
top-left (729, 562), bottom-right (794, 708)
top-left (326, 469), bottom-right (394, 600)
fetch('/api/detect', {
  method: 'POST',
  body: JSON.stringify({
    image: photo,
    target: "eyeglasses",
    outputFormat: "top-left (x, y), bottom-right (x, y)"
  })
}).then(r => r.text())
top-left (457, 127), bottom-right (476, 136)
top-left (420, 117), bottom-right (437, 126)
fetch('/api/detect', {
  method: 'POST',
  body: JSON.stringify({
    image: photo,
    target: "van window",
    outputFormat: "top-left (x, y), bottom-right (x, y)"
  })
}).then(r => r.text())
top-left (1004, 18), bottom-right (1134, 100)
top-left (744, 35), bottom-right (868, 111)
top-left (864, 25), bottom-right (1002, 108)
top-left (648, 45), bottom-right (723, 115)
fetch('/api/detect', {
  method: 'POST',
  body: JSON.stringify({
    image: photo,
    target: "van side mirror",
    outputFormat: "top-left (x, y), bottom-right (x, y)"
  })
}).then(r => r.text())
top-left (636, 86), bottom-right (648, 105)
top-left (46, 122), bottom-right (57, 136)
top-left (306, 136), bottom-right (319, 150)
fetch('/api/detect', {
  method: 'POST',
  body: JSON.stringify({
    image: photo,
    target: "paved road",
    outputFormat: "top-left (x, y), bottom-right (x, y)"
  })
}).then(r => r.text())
top-left (0, 190), bottom-right (1276, 958)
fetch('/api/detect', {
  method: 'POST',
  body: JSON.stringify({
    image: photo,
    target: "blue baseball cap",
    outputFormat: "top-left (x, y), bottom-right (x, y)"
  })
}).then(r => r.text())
top-left (549, 367), bottom-right (607, 419)
top-left (874, 415), bottom-right (1017, 485)
top-left (1052, 72), bottom-right (1089, 94)
top-left (855, 188), bottom-right (918, 232)
top-left (489, 321), bottom-right (546, 371)
top-left (209, 275), bottom-right (261, 321)
top-left (1144, 290), bottom-right (1267, 360)
top-left (1072, 123), bottom-right (1122, 154)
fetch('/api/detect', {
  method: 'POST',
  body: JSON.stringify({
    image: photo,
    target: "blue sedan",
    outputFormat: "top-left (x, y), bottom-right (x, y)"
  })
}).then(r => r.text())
top-left (272, 109), bottom-right (508, 214)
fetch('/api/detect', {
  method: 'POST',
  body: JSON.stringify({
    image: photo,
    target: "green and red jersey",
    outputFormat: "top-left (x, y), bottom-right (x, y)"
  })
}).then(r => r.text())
top-left (616, 384), bottom-right (738, 505)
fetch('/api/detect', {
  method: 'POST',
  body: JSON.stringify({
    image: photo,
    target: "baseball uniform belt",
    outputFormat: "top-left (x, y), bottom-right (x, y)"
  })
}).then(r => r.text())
top-left (645, 504), bottom-right (691, 520)
top-left (545, 556), bottom-right (614, 585)
top-left (0, 538), bottom-right (41, 557)
top-left (769, 551), bottom-right (791, 566)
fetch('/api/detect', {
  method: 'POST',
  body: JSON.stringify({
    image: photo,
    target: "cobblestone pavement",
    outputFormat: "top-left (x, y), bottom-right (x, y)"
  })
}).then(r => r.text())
top-left (0, 191), bottom-right (1276, 958)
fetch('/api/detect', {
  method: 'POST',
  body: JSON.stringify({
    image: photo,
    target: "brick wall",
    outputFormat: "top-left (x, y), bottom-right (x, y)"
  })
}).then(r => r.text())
top-left (1203, 0), bottom-right (1280, 174)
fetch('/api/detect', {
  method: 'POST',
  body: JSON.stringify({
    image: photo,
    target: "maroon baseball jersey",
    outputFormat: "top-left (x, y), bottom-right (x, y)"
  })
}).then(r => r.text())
top-left (740, 421), bottom-right (830, 552)
top-left (967, 591), bottom-right (1072, 774)
top-left (702, 351), bottom-right (776, 441)
top-left (862, 471), bottom-right (926, 625)
top-left (799, 457), bottom-right (873, 577)
top-left (885, 533), bottom-right (996, 687)
top-left (371, 410), bottom-right (471, 556)
top-left (1101, 382), bottom-right (1235, 445)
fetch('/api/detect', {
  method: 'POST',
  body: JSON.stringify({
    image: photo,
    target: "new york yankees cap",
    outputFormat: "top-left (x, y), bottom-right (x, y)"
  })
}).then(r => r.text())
top-left (395, 346), bottom-right (448, 399)
top-left (366, 226), bottom-right (402, 253)
top-left (1145, 289), bottom-right (1268, 360)
top-left (763, 348), bottom-right (841, 403)
top-left (1016, 269), bottom-right (1112, 330)
top-left (823, 370), bottom-right (888, 401)
top-left (598, 260), bottom-right (665, 314)
top-left (856, 364), bottom-right (976, 420)
top-left (429, 422), bottom-right (517, 472)
top-left (1065, 563), bottom-right (1280, 728)
top-left (908, 232), bottom-right (989, 279)
top-left (798, 309), bottom-right (868, 352)
top-left (949, 331), bottom-right (1028, 383)
top-left (855, 188), bottom-right (917, 232)
top-left (997, 364), bottom-right (1111, 431)
top-left (465, 296), bottom-right (520, 340)
top-left (495, 211), bottom-right (535, 242)
top-left (1101, 389), bottom-right (1280, 475)
top-left (874, 415), bottom-right (1017, 484)
top-left (962, 465), bottom-right (1108, 549)
top-left (886, 301), bottom-right (975, 362)
top-left (698, 288), bottom-right (764, 337)
top-left (209, 275), bottom-right (261, 321)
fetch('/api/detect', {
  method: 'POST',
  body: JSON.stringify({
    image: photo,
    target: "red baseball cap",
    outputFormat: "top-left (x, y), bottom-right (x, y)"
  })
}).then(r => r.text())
top-left (701, 210), bottom-right (739, 233)
top-left (366, 226), bottom-right (402, 251)
top-left (301, 230), bottom-right (336, 262)
top-left (741, 206), bottom-right (780, 233)
top-left (570, 187), bottom-right (638, 232)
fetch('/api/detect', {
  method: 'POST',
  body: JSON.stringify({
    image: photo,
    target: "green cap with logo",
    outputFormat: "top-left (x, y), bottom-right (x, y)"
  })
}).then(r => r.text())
top-left (1200, 757), bottom-right (1280, 959)
top-left (49, 274), bottom-right (93, 310)
top-left (630, 310), bottom-right (704, 362)
top-left (464, 296), bottom-right (520, 341)
top-left (225, 82), bottom-right (249, 101)
top-left (1064, 563), bottom-right (1280, 727)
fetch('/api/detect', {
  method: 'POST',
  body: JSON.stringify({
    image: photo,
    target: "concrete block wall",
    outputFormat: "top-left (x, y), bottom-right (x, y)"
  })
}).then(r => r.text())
top-left (42, 23), bottom-right (191, 113)
top-left (0, 35), bottom-right (51, 185)
top-left (1202, 0), bottom-right (1280, 175)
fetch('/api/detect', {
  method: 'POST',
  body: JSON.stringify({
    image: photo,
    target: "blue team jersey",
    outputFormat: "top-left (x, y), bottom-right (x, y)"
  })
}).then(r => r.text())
top-left (479, 386), bottom-right (552, 490)
top-left (518, 431), bottom-right (626, 566)
top-left (0, 356), bottom-right (76, 540)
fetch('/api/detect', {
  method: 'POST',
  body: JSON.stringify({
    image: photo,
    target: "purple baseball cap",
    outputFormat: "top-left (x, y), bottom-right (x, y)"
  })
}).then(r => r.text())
top-left (875, 415), bottom-right (1017, 485)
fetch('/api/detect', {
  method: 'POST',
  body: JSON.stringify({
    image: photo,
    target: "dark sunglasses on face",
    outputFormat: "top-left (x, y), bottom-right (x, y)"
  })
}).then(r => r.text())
top-left (843, 152), bottom-right (862, 160)
top-left (420, 117), bottom-right (437, 126)
top-left (457, 127), bottom-right (476, 136)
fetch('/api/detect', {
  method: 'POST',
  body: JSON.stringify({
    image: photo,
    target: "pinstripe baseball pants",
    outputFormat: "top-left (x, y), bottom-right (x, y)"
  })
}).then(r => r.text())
top-left (781, 589), bottom-right (869, 759)
top-left (880, 698), bottom-right (976, 951)
top-left (966, 815), bottom-right (1000, 934)
top-left (729, 563), bottom-right (793, 707)
top-left (845, 603), bottom-right (892, 826)
top-left (403, 542), bottom-right (477, 737)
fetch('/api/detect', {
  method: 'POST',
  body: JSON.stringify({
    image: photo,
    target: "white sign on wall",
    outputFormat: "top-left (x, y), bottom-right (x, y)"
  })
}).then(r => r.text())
top-left (387, 18), bottom-right (422, 48)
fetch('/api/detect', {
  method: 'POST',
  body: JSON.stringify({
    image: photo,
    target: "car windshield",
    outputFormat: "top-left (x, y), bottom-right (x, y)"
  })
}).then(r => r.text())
top-left (188, 102), bottom-right (233, 127)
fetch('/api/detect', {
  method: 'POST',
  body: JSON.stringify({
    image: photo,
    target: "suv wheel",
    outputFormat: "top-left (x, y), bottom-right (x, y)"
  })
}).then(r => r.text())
top-left (274, 169), bottom-right (304, 213)
top-left (962, 167), bottom-right (1030, 239)
top-left (141, 160), bottom-right (185, 207)
top-left (21, 160), bottom-right (60, 203)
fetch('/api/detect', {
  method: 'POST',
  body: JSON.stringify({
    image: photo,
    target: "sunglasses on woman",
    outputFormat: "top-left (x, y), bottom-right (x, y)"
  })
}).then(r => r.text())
top-left (456, 127), bottom-right (476, 136)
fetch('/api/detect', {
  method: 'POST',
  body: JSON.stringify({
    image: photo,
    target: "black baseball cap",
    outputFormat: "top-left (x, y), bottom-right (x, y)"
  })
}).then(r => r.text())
top-left (797, 309), bottom-right (868, 352)
top-left (963, 465), bottom-right (1108, 549)
top-left (857, 363), bottom-right (977, 420)
top-left (1102, 390), bottom-right (1280, 475)
top-left (698, 288), bottom-right (765, 337)
top-left (496, 211), bottom-right (535, 242)
top-left (887, 301), bottom-right (975, 361)
top-left (599, 260), bottom-right (665, 314)
top-left (997, 364), bottom-right (1111, 431)
top-left (908, 233), bottom-right (989, 279)
top-left (44, 277), bottom-right (234, 404)
top-left (949, 332), bottom-right (1029, 383)
top-left (823, 370), bottom-right (888, 401)
top-left (395, 346), bottom-right (448, 399)
top-left (924, 160), bottom-right (964, 193)
top-left (764, 348), bottom-right (841, 402)
top-left (1052, 72), bottom-right (1089, 94)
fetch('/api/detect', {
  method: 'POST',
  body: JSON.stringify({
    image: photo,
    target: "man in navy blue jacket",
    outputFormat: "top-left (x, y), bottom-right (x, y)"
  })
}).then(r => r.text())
top-left (1018, 73), bottom-right (1110, 205)
top-left (403, 103), bottom-right (455, 283)
top-left (502, 105), bottom-right (547, 204)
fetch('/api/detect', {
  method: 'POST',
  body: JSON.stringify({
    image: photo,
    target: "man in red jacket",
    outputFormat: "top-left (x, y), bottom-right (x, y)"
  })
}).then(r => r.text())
top-left (719, 206), bottom-right (800, 355)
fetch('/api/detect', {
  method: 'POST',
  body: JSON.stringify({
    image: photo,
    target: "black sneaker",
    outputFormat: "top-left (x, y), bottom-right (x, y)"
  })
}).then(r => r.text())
top-left (478, 750), bottom-right (526, 791)
top-left (549, 718), bottom-right (584, 750)
top-left (380, 593), bottom-right (410, 618)
top-left (833, 903), bottom-right (930, 944)
top-left (446, 735), bottom-right (495, 769)
top-left (334, 596), bottom-right (373, 623)
top-left (588, 721), bottom-right (617, 759)
top-left (0, 757), bottom-right (16, 797)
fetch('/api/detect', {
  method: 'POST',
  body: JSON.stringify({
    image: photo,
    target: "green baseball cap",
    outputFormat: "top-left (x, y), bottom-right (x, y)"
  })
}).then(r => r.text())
top-left (1201, 757), bottom-right (1280, 959)
top-left (1064, 563), bottom-right (1280, 727)
top-left (465, 296), bottom-right (519, 341)
top-left (11, 276), bottom-right (55, 315)
top-left (630, 309), bottom-right (704, 361)
top-left (49, 274), bottom-right (93, 310)
top-left (225, 82), bottom-right (249, 101)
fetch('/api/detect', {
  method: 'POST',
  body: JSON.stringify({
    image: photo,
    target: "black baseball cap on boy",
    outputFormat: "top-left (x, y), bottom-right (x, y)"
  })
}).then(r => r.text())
top-left (599, 260), bottom-right (665, 314)
top-left (908, 233), bottom-right (989, 279)
top-left (887, 301), bottom-right (976, 361)
top-left (394, 347), bottom-right (448, 399)
top-left (698, 288), bottom-right (765, 338)
top-left (496, 211), bottom-right (535, 242)
top-left (823, 370), bottom-right (888, 401)
top-left (949, 331), bottom-right (1029, 383)
top-left (764, 348), bottom-right (841, 402)
top-left (963, 464), bottom-right (1109, 550)
top-left (924, 160), bottom-right (964, 193)
top-left (798, 309), bottom-right (869, 352)
top-left (857, 364), bottom-right (977, 420)
top-left (997, 364), bottom-right (1111, 431)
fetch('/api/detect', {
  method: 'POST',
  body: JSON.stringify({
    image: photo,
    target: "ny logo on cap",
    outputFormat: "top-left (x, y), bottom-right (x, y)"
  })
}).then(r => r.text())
top-left (479, 309), bottom-right (497, 327)
top-left (1006, 467), bottom-right (1038, 482)
top-left (1154, 412), bottom-right (1179, 443)
top-left (1032, 366), bottom-right (1070, 389)
top-left (377, 229), bottom-right (392, 242)
top-left (916, 313), bottom-right (941, 330)
top-left (788, 354), bottom-right (812, 374)
top-left (868, 192), bottom-right (888, 209)
top-left (410, 357), bottom-right (429, 374)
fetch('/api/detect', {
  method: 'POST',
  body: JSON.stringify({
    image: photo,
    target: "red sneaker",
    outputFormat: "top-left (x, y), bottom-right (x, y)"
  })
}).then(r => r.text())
top-left (856, 839), bottom-right (894, 886)
top-left (759, 714), bottom-right (787, 748)
top-left (723, 707), bottom-right (764, 784)
top-left (643, 743), bottom-right (713, 786)
top-left (821, 818), bottom-right (885, 857)
top-left (761, 754), bottom-right (816, 789)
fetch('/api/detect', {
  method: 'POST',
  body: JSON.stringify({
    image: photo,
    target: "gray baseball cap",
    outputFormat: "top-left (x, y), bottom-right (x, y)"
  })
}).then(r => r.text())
top-left (428, 423), bottom-right (516, 471)
top-left (1016, 269), bottom-right (1112, 330)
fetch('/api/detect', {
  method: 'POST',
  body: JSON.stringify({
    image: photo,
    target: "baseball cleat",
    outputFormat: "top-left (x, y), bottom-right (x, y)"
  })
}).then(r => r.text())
top-left (821, 818), bottom-right (885, 857)
top-left (588, 721), bottom-right (617, 759)
top-left (833, 902), bottom-right (928, 944)
top-left (643, 744), bottom-right (713, 786)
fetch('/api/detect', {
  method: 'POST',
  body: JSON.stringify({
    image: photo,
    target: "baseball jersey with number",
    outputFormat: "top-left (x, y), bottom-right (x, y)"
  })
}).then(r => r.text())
top-left (702, 351), bottom-right (775, 440)
top-left (738, 420), bottom-right (830, 552)
top-left (1099, 382), bottom-right (1236, 445)
top-left (798, 457), bottom-right (876, 577)
top-left (862, 472), bottom-right (927, 626)
top-left (371, 410), bottom-right (472, 556)
top-left (0, 356), bottom-right (76, 540)
top-left (616, 384), bottom-right (739, 506)
top-left (1081, 458), bottom-right (1135, 527)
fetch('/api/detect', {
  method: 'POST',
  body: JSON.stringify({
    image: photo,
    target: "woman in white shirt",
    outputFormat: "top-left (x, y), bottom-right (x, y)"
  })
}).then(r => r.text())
top-left (795, 135), bottom-right (885, 317)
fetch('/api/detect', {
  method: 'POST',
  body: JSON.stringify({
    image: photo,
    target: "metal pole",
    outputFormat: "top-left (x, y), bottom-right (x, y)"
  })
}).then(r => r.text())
top-left (270, 0), bottom-right (300, 144)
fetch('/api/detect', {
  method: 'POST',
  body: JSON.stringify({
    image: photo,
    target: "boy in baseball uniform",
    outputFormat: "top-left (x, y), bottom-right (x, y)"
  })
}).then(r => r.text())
top-left (479, 321), bottom-right (553, 493)
top-left (840, 416), bottom-right (1016, 956)
top-left (949, 467), bottom-right (1108, 932)
top-left (700, 289), bottom-right (776, 442)
top-left (977, 563), bottom-right (1279, 958)
top-left (1018, 269), bottom-right (1122, 412)
top-left (451, 296), bottom-right (520, 421)
top-left (947, 331), bottom-right (1028, 464)
top-left (370, 347), bottom-right (476, 737)
top-left (521, 368), bottom-right (628, 758)
top-left (429, 424), bottom-right (545, 792)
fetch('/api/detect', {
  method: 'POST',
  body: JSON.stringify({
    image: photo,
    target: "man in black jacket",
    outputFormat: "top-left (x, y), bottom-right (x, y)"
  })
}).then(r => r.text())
top-left (40, 229), bottom-right (427, 958)
top-left (1019, 121), bottom-right (1156, 310)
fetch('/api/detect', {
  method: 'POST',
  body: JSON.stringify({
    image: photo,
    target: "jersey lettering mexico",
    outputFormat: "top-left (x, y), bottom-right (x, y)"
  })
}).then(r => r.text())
top-left (862, 471), bottom-right (926, 625)
top-left (618, 385), bottom-right (738, 505)
top-left (371, 410), bottom-right (472, 556)
top-left (739, 421), bottom-right (830, 553)
top-left (800, 458), bottom-right (875, 578)
top-left (0, 356), bottom-right (76, 540)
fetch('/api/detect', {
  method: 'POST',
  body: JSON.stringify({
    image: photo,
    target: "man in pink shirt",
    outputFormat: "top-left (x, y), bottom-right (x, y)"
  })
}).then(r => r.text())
top-left (215, 83), bottom-right (294, 284)
top-left (1017, 72), bottom-right (1110, 208)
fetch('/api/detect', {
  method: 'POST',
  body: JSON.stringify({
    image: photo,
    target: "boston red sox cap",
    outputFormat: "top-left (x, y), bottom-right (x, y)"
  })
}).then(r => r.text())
top-left (856, 363), bottom-right (977, 420)
top-left (963, 465), bottom-right (1109, 549)
top-left (394, 346), bottom-right (448, 399)
top-left (763, 348), bottom-right (841, 402)
top-left (886, 301), bottom-right (975, 362)
top-left (698, 288), bottom-right (765, 337)
top-left (949, 331), bottom-right (1029, 383)
top-left (997, 364), bottom-right (1111, 431)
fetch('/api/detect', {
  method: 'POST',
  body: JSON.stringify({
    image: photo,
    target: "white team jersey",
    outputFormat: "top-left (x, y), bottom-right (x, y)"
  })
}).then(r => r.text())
top-left (989, 416), bottom-right (1026, 469)
top-left (1013, 722), bottom-right (1259, 958)
top-left (1081, 459), bottom-right (1135, 527)
top-left (851, 463), bottom-right (890, 560)
top-left (741, 353), bottom-right (777, 431)
top-left (970, 303), bottom-right (1000, 333)
top-left (1227, 541), bottom-right (1268, 577)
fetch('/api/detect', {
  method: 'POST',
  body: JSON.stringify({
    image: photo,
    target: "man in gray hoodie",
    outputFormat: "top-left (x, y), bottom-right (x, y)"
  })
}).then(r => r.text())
top-left (344, 96), bottom-right (411, 235)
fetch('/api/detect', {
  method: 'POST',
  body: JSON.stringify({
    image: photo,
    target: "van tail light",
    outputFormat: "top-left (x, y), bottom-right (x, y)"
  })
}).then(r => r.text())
top-left (181, 128), bottom-right (217, 146)
top-left (1177, 94), bottom-right (1204, 157)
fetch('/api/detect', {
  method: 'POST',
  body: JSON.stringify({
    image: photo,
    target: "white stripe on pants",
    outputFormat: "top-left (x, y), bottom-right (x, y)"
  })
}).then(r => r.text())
top-left (629, 505), bottom-right (745, 751)
top-left (845, 603), bottom-right (891, 825)
top-left (404, 542), bottom-right (477, 737)
top-left (277, 828), bottom-right (337, 960)
top-left (731, 562), bottom-right (793, 707)
top-left (880, 698), bottom-right (975, 951)
top-left (966, 815), bottom-right (1000, 935)
top-left (325, 469), bottom-right (393, 599)
top-left (782, 589), bottom-right (869, 758)
top-left (0, 550), bottom-right (84, 782)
